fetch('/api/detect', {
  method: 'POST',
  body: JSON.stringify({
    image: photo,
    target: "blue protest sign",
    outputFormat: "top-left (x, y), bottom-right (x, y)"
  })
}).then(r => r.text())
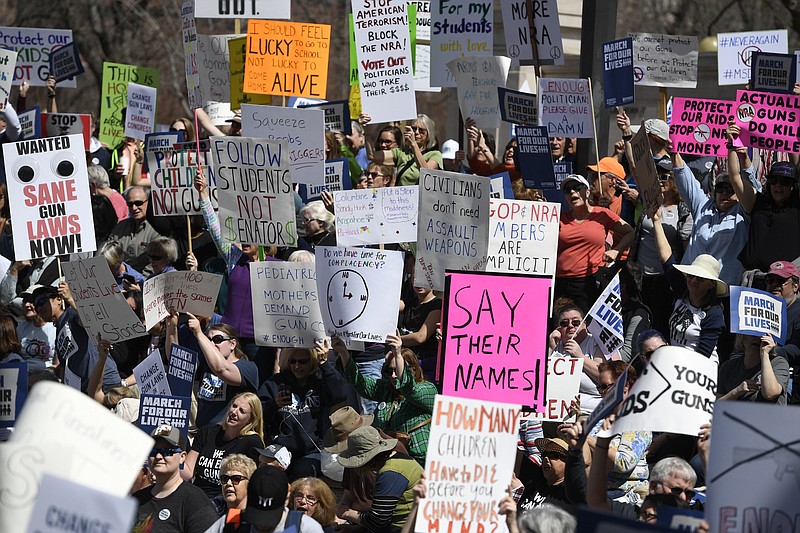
top-left (553, 161), bottom-right (572, 188)
top-left (602, 37), bottom-right (634, 108)
top-left (298, 99), bottom-right (352, 134)
top-left (730, 286), bottom-right (787, 344)
top-left (299, 158), bottom-right (351, 203)
top-left (17, 105), bottom-right (41, 140)
top-left (656, 507), bottom-right (704, 532)
top-left (750, 52), bottom-right (797, 94)
top-left (577, 507), bottom-right (670, 532)
top-left (516, 125), bottom-right (556, 189)
top-left (498, 87), bottom-right (538, 125)
top-left (49, 41), bottom-right (84, 83)
top-left (167, 343), bottom-right (198, 399)
top-left (137, 394), bottom-right (192, 439)
top-left (490, 172), bottom-right (514, 199)
top-left (580, 367), bottom-right (628, 445)
top-left (0, 361), bottom-right (27, 428)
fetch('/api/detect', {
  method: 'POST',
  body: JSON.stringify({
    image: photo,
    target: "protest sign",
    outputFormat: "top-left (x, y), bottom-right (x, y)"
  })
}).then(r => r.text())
top-left (301, 158), bottom-right (351, 202)
top-left (298, 100), bottom-right (351, 134)
top-left (413, 44), bottom-right (440, 93)
top-left (441, 271), bottom-right (550, 408)
top-left (40, 113), bottom-right (92, 150)
top-left (0, 48), bottom-right (16, 107)
top-left (195, 0), bottom-right (290, 19)
top-left (629, 33), bottom-right (698, 88)
top-left (167, 344), bottom-right (198, 399)
top-left (730, 286), bottom-right (787, 344)
top-left (587, 274), bottom-right (624, 357)
top-left (416, 169), bottom-right (490, 291)
top-left (99, 62), bottom-right (159, 146)
top-left (250, 261), bottom-right (325, 348)
top-left (4, 134), bottom-right (96, 260)
top-left (0, 27), bottom-right (75, 88)
top-left (669, 98), bottom-right (735, 156)
top-left (0, 381), bottom-right (153, 532)
top-left (0, 360), bottom-right (27, 427)
top-left (49, 41), bottom-right (83, 83)
top-left (706, 402), bottom-right (800, 533)
top-left (27, 473), bottom-right (138, 533)
top-left (412, 0), bottom-right (431, 40)
top-left (751, 52), bottom-right (797, 94)
top-left (538, 78), bottom-right (593, 138)
top-left (133, 349), bottom-right (172, 397)
top-left (197, 33), bottom-right (240, 108)
top-left (734, 90), bottom-right (800, 154)
top-left (602, 37), bottom-right (634, 107)
top-left (18, 105), bottom-right (40, 140)
top-left (576, 507), bottom-right (670, 532)
top-left (448, 56), bottom-right (510, 129)
top-left (500, 0), bottom-right (564, 66)
top-left (553, 161), bottom-right (572, 189)
top-left (630, 123), bottom-right (662, 218)
top-left (64, 365), bottom-right (81, 390)
top-left (490, 172), bottom-right (513, 199)
top-left (210, 135), bottom-right (298, 247)
top-left (602, 346), bottom-right (716, 437)
top-left (334, 186), bottom-right (418, 246)
top-left (487, 199), bottom-right (560, 277)
top-left (62, 256), bottom-right (148, 343)
top-left (717, 30), bottom-right (788, 86)
top-left (430, 0), bottom-right (493, 87)
top-left (182, 0), bottom-right (202, 110)
top-left (417, 396), bottom-right (520, 533)
top-left (498, 86), bottom-right (537, 125)
top-left (530, 357), bottom-right (583, 420)
top-left (351, 0), bottom-right (417, 123)
top-left (656, 507), bottom-right (704, 532)
top-left (240, 104), bottom-right (325, 184)
top-left (148, 136), bottom-right (219, 216)
top-left (580, 367), bottom-right (628, 445)
top-left (124, 82), bottom-right (157, 140)
top-left (228, 36), bottom-right (272, 109)
top-left (515, 125), bottom-right (556, 189)
top-left (315, 246), bottom-right (403, 342)
top-left (143, 270), bottom-right (223, 330)
top-left (244, 20), bottom-right (330, 98)
top-left (137, 394), bottom-right (191, 438)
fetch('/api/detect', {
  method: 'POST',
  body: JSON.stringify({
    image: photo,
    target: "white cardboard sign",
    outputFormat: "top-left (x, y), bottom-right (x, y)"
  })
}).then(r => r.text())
top-left (429, 0), bottom-right (493, 87)
top-left (132, 348), bottom-right (172, 397)
top-left (143, 270), bottom-right (223, 330)
top-left (538, 78), bottom-right (593, 138)
top-left (630, 33), bottom-right (698, 88)
top-left (334, 186), bottom-right (418, 246)
top-left (194, 0), bottom-right (290, 19)
top-left (124, 83), bottom-right (157, 140)
top-left (717, 30), bottom-right (788, 86)
top-left (500, 0), bottom-right (564, 65)
top-left (487, 199), bottom-right (560, 277)
top-left (531, 356), bottom-right (584, 420)
top-left (448, 56), bottom-right (511, 129)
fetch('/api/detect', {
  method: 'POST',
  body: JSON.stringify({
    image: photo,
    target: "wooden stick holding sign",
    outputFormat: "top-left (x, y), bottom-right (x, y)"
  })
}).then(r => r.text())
top-left (587, 76), bottom-right (603, 195)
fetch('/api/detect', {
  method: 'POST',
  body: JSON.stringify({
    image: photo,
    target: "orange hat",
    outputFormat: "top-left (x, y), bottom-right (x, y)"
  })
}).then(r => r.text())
top-left (586, 157), bottom-right (625, 180)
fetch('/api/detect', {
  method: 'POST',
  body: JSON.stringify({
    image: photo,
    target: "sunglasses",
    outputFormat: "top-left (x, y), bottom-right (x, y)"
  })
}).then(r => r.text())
top-left (148, 255), bottom-right (162, 261)
top-left (559, 318), bottom-right (581, 327)
top-left (766, 275), bottom-right (792, 286)
top-left (149, 447), bottom-right (183, 457)
top-left (659, 482), bottom-right (696, 500)
top-left (363, 171), bottom-right (384, 179)
top-left (768, 176), bottom-right (795, 187)
top-left (289, 358), bottom-right (310, 366)
top-left (210, 334), bottom-right (233, 344)
top-left (411, 126), bottom-right (427, 133)
top-left (714, 184), bottom-right (734, 194)
top-left (127, 200), bottom-right (147, 207)
top-left (563, 184), bottom-right (588, 194)
top-left (221, 474), bottom-right (248, 485)
top-left (169, 126), bottom-right (185, 132)
top-left (596, 383), bottom-right (615, 394)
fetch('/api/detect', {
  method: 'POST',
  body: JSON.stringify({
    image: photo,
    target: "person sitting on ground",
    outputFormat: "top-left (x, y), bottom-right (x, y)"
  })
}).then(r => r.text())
top-left (210, 453), bottom-right (257, 520)
top-left (290, 477), bottom-right (339, 533)
top-left (717, 334), bottom-right (789, 404)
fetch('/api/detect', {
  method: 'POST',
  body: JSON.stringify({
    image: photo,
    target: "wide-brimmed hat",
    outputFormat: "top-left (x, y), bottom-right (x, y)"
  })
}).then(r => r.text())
top-left (586, 157), bottom-right (625, 179)
top-left (336, 426), bottom-right (396, 468)
top-left (241, 466), bottom-right (289, 529)
top-left (534, 437), bottom-right (569, 457)
top-left (673, 254), bottom-right (728, 297)
top-left (560, 174), bottom-right (591, 190)
top-left (323, 406), bottom-right (374, 453)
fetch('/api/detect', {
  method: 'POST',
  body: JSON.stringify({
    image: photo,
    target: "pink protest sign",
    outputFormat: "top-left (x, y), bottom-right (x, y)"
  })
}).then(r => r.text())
top-left (734, 90), bottom-right (800, 153)
top-left (441, 271), bottom-right (551, 409)
top-left (670, 98), bottom-right (735, 156)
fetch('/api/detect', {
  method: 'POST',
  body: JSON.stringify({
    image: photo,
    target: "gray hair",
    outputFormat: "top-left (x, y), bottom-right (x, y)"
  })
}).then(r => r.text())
top-left (300, 200), bottom-right (335, 231)
top-left (87, 165), bottom-right (110, 189)
top-left (288, 250), bottom-right (315, 263)
top-left (124, 186), bottom-right (149, 201)
top-left (146, 236), bottom-right (179, 264)
top-left (517, 504), bottom-right (576, 533)
top-left (99, 240), bottom-right (124, 268)
top-left (413, 114), bottom-right (437, 149)
top-left (350, 120), bottom-right (364, 136)
top-left (650, 457), bottom-right (697, 486)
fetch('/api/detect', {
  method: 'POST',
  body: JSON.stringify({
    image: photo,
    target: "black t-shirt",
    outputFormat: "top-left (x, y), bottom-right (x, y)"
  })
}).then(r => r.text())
top-left (742, 193), bottom-right (800, 271)
top-left (400, 297), bottom-right (441, 360)
top-left (191, 424), bottom-right (263, 497)
top-left (133, 480), bottom-right (219, 533)
top-left (517, 465), bottom-right (573, 513)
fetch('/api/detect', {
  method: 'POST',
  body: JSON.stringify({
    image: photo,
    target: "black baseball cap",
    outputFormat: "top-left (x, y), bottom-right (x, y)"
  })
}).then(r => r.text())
top-left (241, 466), bottom-right (289, 528)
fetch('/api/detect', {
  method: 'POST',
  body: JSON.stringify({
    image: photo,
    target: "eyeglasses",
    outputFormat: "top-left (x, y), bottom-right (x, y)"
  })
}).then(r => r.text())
top-left (563, 184), bottom-right (588, 194)
top-left (149, 447), bottom-right (183, 458)
top-left (35, 296), bottom-right (51, 308)
top-left (559, 318), bottom-right (582, 327)
top-left (378, 137), bottom-right (396, 145)
top-left (363, 172), bottom-right (384, 179)
top-left (596, 383), bottom-right (615, 394)
top-left (289, 358), bottom-right (310, 366)
top-left (302, 218), bottom-right (318, 224)
top-left (127, 200), bottom-right (147, 207)
top-left (221, 474), bottom-right (248, 486)
top-left (210, 334), bottom-right (233, 344)
top-left (637, 510), bottom-right (658, 523)
top-left (658, 482), bottom-right (696, 500)
top-left (658, 174), bottom-right (671, 182)
top-left (148, 255), bottom-right (162, 261)
top-left (714, 184), bottom-right (734, 195)
top-left (766, 275), bottom-right (792, 287)
top-left (293, 493), bottom-right (318, 505)
top-left (768, 176), bottom-right (795, 187)
top-left (411, 126), bottom-right (427, 134)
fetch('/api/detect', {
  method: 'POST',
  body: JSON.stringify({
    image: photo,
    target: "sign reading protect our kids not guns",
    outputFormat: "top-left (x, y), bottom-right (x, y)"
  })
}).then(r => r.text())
top-left (0, 27), bottom-right (76, 88)
top-left (430, 0), bottom-right (493, 87)
top-left (99, 62), bottom-right (159, 147)
top-left (734, 90), bottom-right (800, 154)
top-left (669, 98), bottom-right (735, 156)
top-left (148, 136), bottom-right (219, 216)
top-left (244, 20), bottom-right (330, 98)
top-left (4, 134), bottom-right (95, 260)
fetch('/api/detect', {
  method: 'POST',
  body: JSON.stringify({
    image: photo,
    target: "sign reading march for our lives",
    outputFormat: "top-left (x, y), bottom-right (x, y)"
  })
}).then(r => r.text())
top-left (124, 82), bottom-right (157, 140)
top-left (751, 52), bottom-right (797, 94)
top-left (210, 135), bottom-right (298, 248)
top-left (717, 30), bottom-right (788, 86)
top-left (49, 41), bottom-right (84, 83)
top-left (515, 125), bottom-right (556, 189)
top-left (143, 270), bottom-right (224, 330)
top-left (448, 56), bottom-right (510, 129)
top-left (416, 169), bottom-right (491, 292)
top-left (730, 286), bottom-right (786, 344)
top-left (487, 199), bottom-right (560, 277)
top-left (587, 274), bottom-right (624, 357)
top-left (250, 261), bottom-right (325, 348)
top-left (99, 62), bottom-right (159, 147)
top-left (299, 100), bottom-right (351, 134)
top-left (137, 394), bottom-right (191, 439)
top-left (0, 27), bottom-right (76, 88)
top-left (734, 90), bottom-right (800, 154)
top-left (498, 87), bottom-right (537, 125)
top-left (4, 134), bottom-right (96, 261)
top-left (630, 123), bottom-right (663, 218)
top-left (62, 256), bottom-right (148, 344)
top-left (629, 33), bottom-right (698, 88)
top-left (18, 106), bottom-right (40, 140)
top-left (490, 172), bottom-right (513, 200)
top-left (315, 246), bottom-right (403, 343)
top-left (429, 0), bottom-right (493, 87)
top-left (599, 346), bottom-right (717, 438)
top-left (602, 37), bottom-right (634, 108)
top-left (301, 159), bottom-right (351, 203)
top-left (670, 98), bottom-right (736, 157)
top-left (500, 0), bottom-right (564, 66)
top-left (538, 78), bottom-right (593, 138)
top-left (417, 396), bottom-right (520, 533)
top-left (0, 361), bottom-right (27, 427)
top-left (167, 344), bottom-right (198, 399)
top-left (334, 186), bottom-right (418, 247)
top-left (133, 349), bottom-right (172, 397)
top-left (441, 271), bottom-right (550, 409)
top-left (240, 104), bottom-right (325, 184)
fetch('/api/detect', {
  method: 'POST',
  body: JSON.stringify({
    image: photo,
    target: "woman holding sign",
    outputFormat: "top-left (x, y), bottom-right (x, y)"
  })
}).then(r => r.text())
top-left (366, 114), bottom-right (443, 186)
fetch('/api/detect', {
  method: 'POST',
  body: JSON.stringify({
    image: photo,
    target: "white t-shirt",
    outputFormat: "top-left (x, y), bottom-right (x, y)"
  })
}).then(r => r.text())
top-left (17, 320), bottom-right (56, 368)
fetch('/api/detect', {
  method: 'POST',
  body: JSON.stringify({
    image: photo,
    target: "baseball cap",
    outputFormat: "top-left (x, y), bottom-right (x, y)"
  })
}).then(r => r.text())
top-left (255, 444), bottom-right (292, 470)
top-left (644, 119), bottom-right (670, 142)
top-left (441, 139), bottom-right (459, 160)
top-left (586, 157), bottom-right (625, 179)
top-left (150, 425), bottom-right (187, 450)
top-left (226, 110), bottom-right (242, 124)
top-left (241, 466), bottom-right (289, 528)
top-left (560, 174), bottom-right (591, 190)
top-left (767, 260), bottom-right (799, 280)
top-left (767, 161), bottom-right (796, 180)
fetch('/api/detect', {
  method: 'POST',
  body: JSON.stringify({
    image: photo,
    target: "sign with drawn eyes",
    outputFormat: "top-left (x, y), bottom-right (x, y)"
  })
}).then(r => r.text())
top-left (3, 134), bottom-right (95, 260)
top-left (315, 246), bottom-right (403, 342)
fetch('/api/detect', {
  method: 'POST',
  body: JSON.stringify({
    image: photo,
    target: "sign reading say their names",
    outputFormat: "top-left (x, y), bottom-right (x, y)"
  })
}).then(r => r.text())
top-left (498, 87), bottom-right (537, 125)
top-left (167, 344), bottom-right (198, 399)
top-left (0, 361), bottom-right (27, 427)
top-left (124, 82), bottom-right (157, 140)
top-left (0, 27), bottom-right (76, 88)
top-left (734, 90), bottom-right (800, 154)
top-left (195, 0), bottom-right (290, 19)
top-left (630, 123), bottom-right (663, 218)
top-left (669, 98), bottom-right (735, 156)
top-left (717, 30), bottom-right (788, 86)
top-left (538, 78), bottom-right (593, 138)
top-left (730, 286), bottom-right (787, 344)
top-left (5, 134), bottom-right (96, 261)
top-left (315, 246), bottom-right (403, 343)
top-left (441, 271), bottom-right (550, 409)
top-left (334, 186), bottom-right (418, 247)
top-left (133, 349), bottom-right (172, 397)
top-left (487, 199), bottom-right (560, 277)
top-left (630, 33), bottom-right (698, 88)
top-left (143, 270), bottom-right (223, 330)
top-left (751, 52), bottom-right (797, 94)
top-left (430, 0), bottom-right (493, 87)
top-left (137, 394), bottom-right (191, 439)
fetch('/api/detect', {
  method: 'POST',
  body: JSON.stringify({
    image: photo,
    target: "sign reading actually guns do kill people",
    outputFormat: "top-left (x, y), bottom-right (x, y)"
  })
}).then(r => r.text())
top-left (629, 33), bottom-right (698, 88)
top-left (4, 134), bottom-right (96, 260)
top-left (751, 52), bottom-right (797, 94)
top-left (730, 286), bottom-right (787, 344)
top-left (429, 0), bottom-right (493, 87)
top-left (210, 136), bottom-right (297, 247)
top-left (250, 261), bottom-right (325, 348)
top-left (334, 186), bottom-right (419, 247)
top-left (315, 246), bottom-right (403, 343)
top-left (167, 344), bottom-right (198, 399)
top-left (0, 26), bottom-right (76, 88)
top-left (416, 169), bottom-right (490, 292)
top-left (143, 270), bottom-right (224, 330)
top-left (441, 271), bottom-right (551, 409)
top-left (137, 394), bottom-right (191, 439)
top-left (244, 20), bottom-right (330, 98)
top-left (670, 98), bottom-right (735, 156)
top-left (487, 199), bottom-right (560, 277)
top-left (417, 395), bottom-right (520, 533)
top-left (734, 90), bottom-right (800, 154)
top-left (538, 78), bottom-right (593, 138)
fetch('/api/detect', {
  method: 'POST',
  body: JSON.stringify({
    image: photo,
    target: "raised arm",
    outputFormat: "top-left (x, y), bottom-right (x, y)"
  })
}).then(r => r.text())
top-left (726, 121), bottom-right (756, 213)
top-left (186, 312), bottom-right (243, 385)
top-left (651, 209), bottom-right (672, 263)
top-left (616, 107), bottom-right (635, 174)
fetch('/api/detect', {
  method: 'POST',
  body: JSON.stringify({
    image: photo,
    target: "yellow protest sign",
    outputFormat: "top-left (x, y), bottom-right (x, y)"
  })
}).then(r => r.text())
top-left (229, 36), bottom-right (272, 110)
top-left (99, 62), bottom-right (159, 147)
top-left (349, 83), bottom-right (362, 117)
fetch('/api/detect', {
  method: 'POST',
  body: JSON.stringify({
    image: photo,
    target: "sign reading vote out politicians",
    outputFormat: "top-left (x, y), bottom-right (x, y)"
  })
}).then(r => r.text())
top-left (416, 170), bottom-right (490, 292)
top-left (167, 344), bottom-right (198, 399)
top-left (334, 186), bottom-right (418, 247)
top-left (441, 271), bottom-right (551, 409)
top-left (734, 90), bottom-right (800, 154)
top-left (717, 30), bottom-right (788, 86)
top-left (587, 273), bottom-right (624, 357)
top-left (448, 56), bottom-right (510, 129)
top-left (137, 394), bottom-right (191, 439)
top-left (0, 361), bottom-right (27, 427)
top-left (0, 27), bottom-right (76, 87)
top-left (670, 98), bottom-right (736, 156)
top-left (730, 286), bottom-right (786, 344)
top-left (538, 78), bottom-right (593, 138)
top-left (250, 261), bottom-right (325, 349)
top-left (143, 271), bottom-right (223, 331)
top-left (751, 52), bottom-right (797, 94)
top-left (629, 33), bottom-right (698, 88)
top-left (498, 87), bottom-right (537, 125)
top-left (49, 41), bottom-right (83, 83)
top-left (4, 134), bottom-right (95, 261)
top-left (500, 0), bottom-right (564, 66)
top-left (487, 199), bottom-right (560, 277)
top-left (515, 125), bottom-right (556, 190)
top-left (602, 37), bottom-right (634, 108)
top-left (429, 0), bottom-right (493, 87)
top-left (133, 349), bottom-right (172, 397)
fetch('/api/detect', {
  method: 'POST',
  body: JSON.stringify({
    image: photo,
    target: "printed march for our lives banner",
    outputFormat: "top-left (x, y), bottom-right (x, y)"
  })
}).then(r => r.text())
top-left (416, 169), bottom-right (490, 292)
top-left (441, 271), bottom-right (550, 410)
top-left (630, 33), bottom-right (698, 88)
top-left (49, 42), bottom-right (84, 83)
top-left (301, 159), bottom-right (351, 202)
top-left (516, 125), bottom-right (556, 189)
top-left (137, 394), bottom-right (191, 439)
top-left (429, 0), bottom-right (492, 87)
top-left (490, 172), bottom-right (513, 199)
top-left (167, 344), bottom-right (198, 399)
top-left (0, 27), bottom-right (76, 88)
top-left (538, 78), bottom-right (593, 138)
top-left (717, 29), bottom-right (787, 86)
top-left (487, 199), bottom-right (560, 277)
top-left (498, 87), bottom-right (537, 125)
top-left (334, 186), bottom-right (418, 246)
top-left (730, 286), bottom-right (786, 344)
top-left (670, 98), bottom-right (735, 156)
top-left (602, 37), bottom-right (634, 108)
top-left (734, 90), bottom-right (800, 154)
top-left (750, 52), bottom-right (797, 94)
top-left (0, 361), bottom-right (27, 427)
top-left (587, 273), bottom-right (624, 357)
top-left (299, 100), bottom-right (352, 134)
